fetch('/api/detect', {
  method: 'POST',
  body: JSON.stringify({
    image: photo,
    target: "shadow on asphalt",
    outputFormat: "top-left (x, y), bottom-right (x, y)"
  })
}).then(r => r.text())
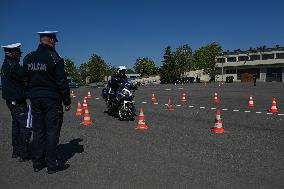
top-left (104, 110), bottom-right (136, 121)
top-left (57, 138), bottom-right (84, 163)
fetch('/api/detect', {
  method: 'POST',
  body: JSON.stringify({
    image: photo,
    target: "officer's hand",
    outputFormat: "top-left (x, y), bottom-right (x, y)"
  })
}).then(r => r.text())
top-left (65, 105), bottom-right (71, 111)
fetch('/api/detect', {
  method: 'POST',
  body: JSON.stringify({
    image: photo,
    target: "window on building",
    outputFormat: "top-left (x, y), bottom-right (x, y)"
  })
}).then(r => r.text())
top-left (238, 56), bottom-right (249, 61)
top-left (249, 55), bottom-right (260, 61)
top-left (225, 69), bottom-right (236, 74)
top-left (262, 54), bottom-right (274, 60)
top-left (276, 53), bottom-right (284, 59)
top-left (227, 57), bottom-right (237, 62)
top-left (266, 68), bottom-right (282, 77)
top-left (217, 58), bottom-right (225, 63)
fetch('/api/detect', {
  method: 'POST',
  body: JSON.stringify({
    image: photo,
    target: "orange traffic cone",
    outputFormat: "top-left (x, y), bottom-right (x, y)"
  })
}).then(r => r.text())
top-left (135, 108), bottom-right (148, 130)
top-left (87, 92), bottom-right (92, 98)
top-left (166, 97), bottom-right (174, 111)
top-left (181, 93), bottom-right (187, 103)
top-left (76, 101), bottom-right (83, 115)
top-left (248, 95), bottom-right (254, 107)
top-left (82, 97), bottom-right (88, 110)
top-left (211, 110), bottom-right (224, 133)
top-left (213, 92), bottom-right (219, 104)
top-left (151, 93), bottom-right (157, 103)
top-left (268, 98), bottom-right (279, 113)
top-left (81, 107), bottom-right (93, 125)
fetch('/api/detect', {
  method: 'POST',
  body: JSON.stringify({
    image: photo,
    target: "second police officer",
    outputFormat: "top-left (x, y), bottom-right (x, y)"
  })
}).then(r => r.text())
top-left (23, 31), bottom-right (71, 174)
top-left (1, 43), bottom-right (32, 162)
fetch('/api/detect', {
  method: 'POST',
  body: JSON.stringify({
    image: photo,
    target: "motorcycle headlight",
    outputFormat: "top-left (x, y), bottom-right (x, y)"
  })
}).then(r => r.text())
top-left (122, 90), bottom-right (130, 96)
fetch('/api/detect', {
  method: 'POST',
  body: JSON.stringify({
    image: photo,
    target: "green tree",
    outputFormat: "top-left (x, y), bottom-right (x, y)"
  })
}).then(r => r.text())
top-left (160, 46), bottom-right (174, 83)
top-left (86, 54), bottom-right (109, 82)
top-left (160, 44), bottom-right (192, 83)
top-left (191, 42), bottom-right (222, 81)
top-left (106, 65), bottom-right (117, 77)
top-left (172, 44), bottom-right (192, 78)
top-left (134, 57), bottom-right (157, 76)
top-left (64, 58), bottom-right (80, 83)
top-left (78, 63), bottom-right (90, 85)
top-left (78, 54), bottom-right (110, 85)
top-left (126, 69), bottom-right (136, 74)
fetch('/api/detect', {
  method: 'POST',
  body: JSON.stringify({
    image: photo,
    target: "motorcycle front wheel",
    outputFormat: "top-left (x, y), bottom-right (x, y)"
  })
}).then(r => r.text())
top-left (118, 105), bottom-right (134, 121)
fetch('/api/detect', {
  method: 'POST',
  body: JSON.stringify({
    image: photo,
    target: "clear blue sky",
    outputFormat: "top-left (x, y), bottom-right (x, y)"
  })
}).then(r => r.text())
top-left (1, 0), bottom-right (283, 68)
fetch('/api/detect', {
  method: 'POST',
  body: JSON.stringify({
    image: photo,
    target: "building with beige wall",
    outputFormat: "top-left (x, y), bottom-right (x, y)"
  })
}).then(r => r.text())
top-left (215, 45), bottom-right (284, 82)
top-left (186, 45), bottom-right (284, 82)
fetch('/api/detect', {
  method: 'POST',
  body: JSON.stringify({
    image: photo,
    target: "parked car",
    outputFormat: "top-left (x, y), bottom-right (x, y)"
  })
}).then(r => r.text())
top-left (67, 77), bottom-right (79, 88)
top-left (89, 82), bottom-right (104, 88)
top-left (68, 81), bottom-right (79, 88)
top-left (181, 77), bottom-right (195, 83)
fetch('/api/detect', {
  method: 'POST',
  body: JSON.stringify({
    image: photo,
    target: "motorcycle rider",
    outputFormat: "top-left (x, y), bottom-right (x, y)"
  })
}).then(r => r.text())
top-left (103, 66), bottom-right (138, 120)
top-left (108, 66), bottom-right (128, 96)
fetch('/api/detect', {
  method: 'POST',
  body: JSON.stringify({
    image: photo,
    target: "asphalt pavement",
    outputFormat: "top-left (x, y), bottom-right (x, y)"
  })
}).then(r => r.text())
top-left (0, 82), bottom-right (283, 189)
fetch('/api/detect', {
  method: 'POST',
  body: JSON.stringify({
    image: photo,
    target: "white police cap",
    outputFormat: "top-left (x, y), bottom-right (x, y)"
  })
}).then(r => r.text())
top-left (1, 43), bottom-right (21, 49)
top-left (37, 31), bottom-right (58, 35)
top-left (118, 66), bottom-right (127, 71)
top-left (37, 31), bottom-right (58, 42)
top-left (1, 43), bottom-right (21, 52)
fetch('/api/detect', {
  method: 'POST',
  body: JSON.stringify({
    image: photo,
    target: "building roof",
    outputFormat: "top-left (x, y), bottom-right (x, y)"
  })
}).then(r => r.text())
top-left (221, 45), bottom-right (284, 56)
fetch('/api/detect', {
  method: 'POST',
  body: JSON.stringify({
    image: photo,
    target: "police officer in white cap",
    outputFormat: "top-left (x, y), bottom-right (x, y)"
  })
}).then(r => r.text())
top-left (109, 66), bottom-right (128, 92)
top-left (1, 43), bottom-right (32, 161)
top-left (23, 31), bottom-right (71, 174)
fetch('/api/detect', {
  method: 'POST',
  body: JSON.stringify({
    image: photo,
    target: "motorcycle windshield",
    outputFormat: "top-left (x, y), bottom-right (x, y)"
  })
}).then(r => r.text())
top-left (122, 80), bottom-right (134, 90)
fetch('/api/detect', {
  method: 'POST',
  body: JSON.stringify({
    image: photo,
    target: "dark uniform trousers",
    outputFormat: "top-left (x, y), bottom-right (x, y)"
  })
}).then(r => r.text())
top-left (6, 101), bottom-right (31, 158)
top-left (31, 98), bottom-right (63, 169)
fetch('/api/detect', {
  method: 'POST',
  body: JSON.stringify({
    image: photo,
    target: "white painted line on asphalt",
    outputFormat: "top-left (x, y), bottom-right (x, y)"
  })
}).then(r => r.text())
top-left (154, 102), bottom-right (159, 105)
top-left (278, 114), bottom-right (284, 116)
top-left (222, 108), bottom-right (228, 111)
top-left (189, 105), bottom-right (194, 108)
top-left (95, 98), bottom-right (100, 100)
top-left (211, 107), bottom-right (216, 110)
top-left (256, 112), bottom-right (262, 114)
top-left (267, 113), bottom-right (273, 115)
top-left (244, 110), bottom-right (251, 113)
top-left (165, 88), bottom-right (171, 91)
top-left (142, 101), bottom-right (147, 104)
top-left (178, 88), bottom-right (184, 90)
top-left (176, 105), bottom-right (181, 107)
top-left (233, 110), bottom-right (239, 112)
top-left (200, 107), bottom-right (205, 109)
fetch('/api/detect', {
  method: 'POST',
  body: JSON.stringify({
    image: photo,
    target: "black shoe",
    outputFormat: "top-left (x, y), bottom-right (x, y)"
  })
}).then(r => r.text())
top-left (12, 152), bottom-right (20, 158)
top-left (33, 164), bottom-right (47, 172)
top-left (47, 164), bottom-right (70, 174)
top-left (19, 157), bottom-right (29, 162)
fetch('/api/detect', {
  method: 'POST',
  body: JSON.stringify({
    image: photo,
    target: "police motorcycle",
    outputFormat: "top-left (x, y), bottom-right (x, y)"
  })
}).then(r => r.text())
top-left (102, 80), bottom-right (137, 121)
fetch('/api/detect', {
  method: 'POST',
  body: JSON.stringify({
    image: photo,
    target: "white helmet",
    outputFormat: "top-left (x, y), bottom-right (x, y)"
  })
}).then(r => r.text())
top-left (118, 66), bottom-right (127, 71)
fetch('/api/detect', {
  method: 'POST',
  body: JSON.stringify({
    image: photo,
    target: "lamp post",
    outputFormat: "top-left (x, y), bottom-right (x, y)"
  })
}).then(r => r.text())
top-left (222, 61), bottom-right (224, 83)
top-left (221, 52), bottom-right (225, 83)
